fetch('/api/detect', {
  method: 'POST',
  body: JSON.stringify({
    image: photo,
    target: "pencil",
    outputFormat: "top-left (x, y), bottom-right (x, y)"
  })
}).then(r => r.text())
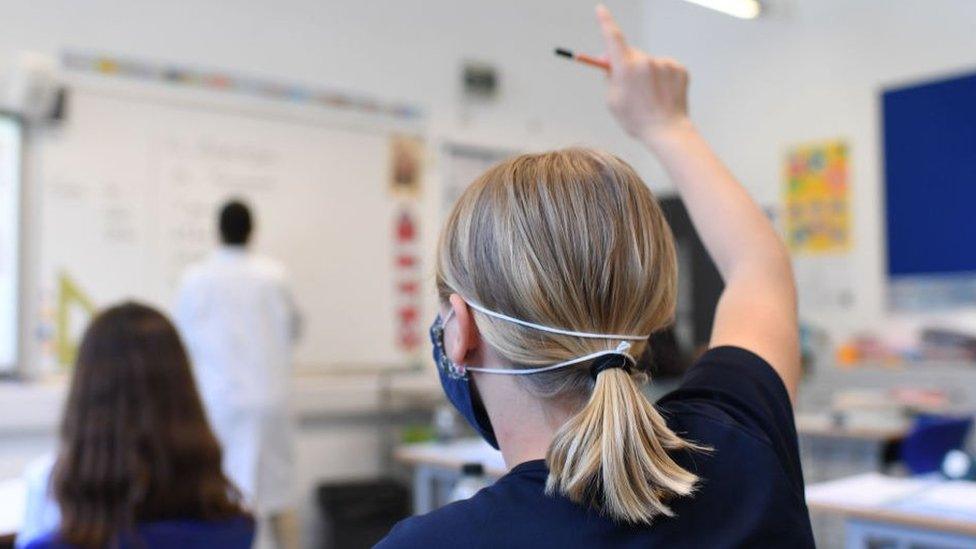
top-left (554, 47), bottom-right (610, 72)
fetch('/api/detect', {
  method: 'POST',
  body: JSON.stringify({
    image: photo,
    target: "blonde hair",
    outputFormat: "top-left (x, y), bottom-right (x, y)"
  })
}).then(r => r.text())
top-left (437, 148), bottom-right (703, 524)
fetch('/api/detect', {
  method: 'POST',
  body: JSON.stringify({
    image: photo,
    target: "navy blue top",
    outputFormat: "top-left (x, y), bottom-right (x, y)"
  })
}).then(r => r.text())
top-left (377, 346), bottom-right (815, 548)
top-left (23, 516), bottom-right (254, 549)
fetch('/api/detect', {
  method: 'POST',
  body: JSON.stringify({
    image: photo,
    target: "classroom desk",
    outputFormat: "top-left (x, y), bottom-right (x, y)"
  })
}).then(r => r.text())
top-left (394, 418), bottom-right (912, 518)
top-left (795, 413), bottom-right (910, 442)
top-left (795, 415), bottom-right (915, 547)
top-left (807, 472), bottom-right (976, 548)
top-left (795, 413), bottom-right (909, 485)
top-left (394, 438), bottom-right (507, 514)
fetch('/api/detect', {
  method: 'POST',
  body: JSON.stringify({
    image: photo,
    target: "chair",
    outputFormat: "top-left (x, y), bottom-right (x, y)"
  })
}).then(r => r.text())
top-left (317, 479), bottom-right (411, 548)
top-left (900, 413), bottom-right (974, 475)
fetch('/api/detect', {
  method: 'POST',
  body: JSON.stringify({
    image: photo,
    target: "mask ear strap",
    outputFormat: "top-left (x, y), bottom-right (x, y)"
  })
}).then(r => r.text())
top-left (465, 342), bottom-right (636, 376)
top-left (447, 297), bottom-right (647, 376)
top-left (464, 300), bottom-right (649, 341)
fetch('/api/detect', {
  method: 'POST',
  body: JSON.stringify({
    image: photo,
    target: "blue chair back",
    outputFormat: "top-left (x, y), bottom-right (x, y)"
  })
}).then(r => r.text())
top-left (901, 413), bottom-right (974, 475)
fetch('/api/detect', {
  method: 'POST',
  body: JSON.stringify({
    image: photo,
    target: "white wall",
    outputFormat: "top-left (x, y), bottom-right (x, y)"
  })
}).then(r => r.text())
top-left (0, 0), bottom-right (649, 168)
top-left (639, 0), bottom-right (976, 337)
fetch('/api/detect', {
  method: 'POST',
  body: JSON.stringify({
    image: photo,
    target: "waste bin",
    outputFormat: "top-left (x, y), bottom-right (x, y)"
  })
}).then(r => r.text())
top-left (317, 479), bottom-right (411, 549)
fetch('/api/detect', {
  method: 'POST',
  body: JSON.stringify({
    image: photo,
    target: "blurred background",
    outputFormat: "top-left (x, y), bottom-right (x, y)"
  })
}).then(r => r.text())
top-left (1, 1), bottom-right (975, 547)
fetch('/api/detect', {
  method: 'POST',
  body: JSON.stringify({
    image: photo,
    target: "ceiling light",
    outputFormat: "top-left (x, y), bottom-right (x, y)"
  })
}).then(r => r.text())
top-left (682, 0), bottom-right (762, 19)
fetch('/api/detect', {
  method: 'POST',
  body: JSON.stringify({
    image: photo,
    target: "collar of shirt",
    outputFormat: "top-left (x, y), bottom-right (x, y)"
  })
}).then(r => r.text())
top-left (215, 245), bottom-right (249, 260)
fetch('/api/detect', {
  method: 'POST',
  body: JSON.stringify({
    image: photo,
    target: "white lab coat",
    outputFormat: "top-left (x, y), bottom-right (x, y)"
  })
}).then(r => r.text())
top-left (175, 247), bottom-right (301, 516)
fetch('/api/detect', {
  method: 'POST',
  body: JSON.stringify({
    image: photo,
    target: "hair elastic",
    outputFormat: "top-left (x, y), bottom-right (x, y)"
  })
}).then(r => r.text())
top-left (588, 353), bottom-right (633, 380)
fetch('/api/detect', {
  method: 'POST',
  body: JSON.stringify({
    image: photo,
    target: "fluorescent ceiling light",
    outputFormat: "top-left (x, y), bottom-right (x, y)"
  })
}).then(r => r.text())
top-left (682, 0), bottom-right (762, 19)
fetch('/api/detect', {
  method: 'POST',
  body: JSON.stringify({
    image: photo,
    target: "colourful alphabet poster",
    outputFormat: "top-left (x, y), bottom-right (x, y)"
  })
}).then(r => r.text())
top-left (784, 141), bottom-right (851, 254)
top-left (389, 134), bottom-right (424, 198)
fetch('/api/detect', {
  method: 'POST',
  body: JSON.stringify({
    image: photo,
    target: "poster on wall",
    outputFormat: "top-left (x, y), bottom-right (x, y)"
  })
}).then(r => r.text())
top-left (783, 140), bottom-right (855, 312)
top-left (393, 208), bottom-right (421, 352)
top-left (389, 135), bottom-right (426, 353)
top-left (389, 134), bottom-right (424, 198)
top-left (784, 140), bottom-right (851, 254)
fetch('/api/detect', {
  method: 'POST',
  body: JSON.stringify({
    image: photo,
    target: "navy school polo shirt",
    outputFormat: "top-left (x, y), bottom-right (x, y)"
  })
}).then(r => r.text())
top-left (377, 346), bottom-right (816, 548)
top-left (23, 516), bottom-right (254, 549)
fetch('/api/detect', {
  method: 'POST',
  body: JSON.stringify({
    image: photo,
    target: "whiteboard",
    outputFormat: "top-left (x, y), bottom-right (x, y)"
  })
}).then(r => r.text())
top-left (0, 114), bottom-right (22, 371)
top-left (36, 85), bottom-right (429, 371)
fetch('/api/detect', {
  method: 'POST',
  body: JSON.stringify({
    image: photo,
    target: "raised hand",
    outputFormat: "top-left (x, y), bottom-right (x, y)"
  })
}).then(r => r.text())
top-left (596, 4), bottom-right (691, 142)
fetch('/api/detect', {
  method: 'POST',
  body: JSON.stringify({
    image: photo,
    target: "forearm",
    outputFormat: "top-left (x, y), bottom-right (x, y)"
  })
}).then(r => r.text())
top-left (594, 3), bottom-right (800, 395)
top-left (647, 120), bottom-right (799, 393)
top-left (642, 121), bottom-right (792, 284)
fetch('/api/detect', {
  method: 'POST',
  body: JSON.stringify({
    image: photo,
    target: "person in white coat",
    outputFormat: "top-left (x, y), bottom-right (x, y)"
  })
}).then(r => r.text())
top-left (175, 200), bottom-right (301, 549)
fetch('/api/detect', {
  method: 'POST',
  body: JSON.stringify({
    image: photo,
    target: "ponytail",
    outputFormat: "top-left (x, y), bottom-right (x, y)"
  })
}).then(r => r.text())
top-left (545, 368), bottom-right (703, 524)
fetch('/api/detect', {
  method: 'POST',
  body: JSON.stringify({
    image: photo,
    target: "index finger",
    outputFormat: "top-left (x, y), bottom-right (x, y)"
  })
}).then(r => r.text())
top-left (595, 4), bottom-right (629, 67)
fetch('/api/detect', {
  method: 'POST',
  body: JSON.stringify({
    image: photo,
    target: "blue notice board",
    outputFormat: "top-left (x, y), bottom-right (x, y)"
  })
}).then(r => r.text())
top-left (883, 71), bottom-right (976, 277)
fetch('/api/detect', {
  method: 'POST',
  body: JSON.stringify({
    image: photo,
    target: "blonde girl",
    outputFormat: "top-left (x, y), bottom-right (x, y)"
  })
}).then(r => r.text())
top-left (379, 5), bottom-right (813, 548)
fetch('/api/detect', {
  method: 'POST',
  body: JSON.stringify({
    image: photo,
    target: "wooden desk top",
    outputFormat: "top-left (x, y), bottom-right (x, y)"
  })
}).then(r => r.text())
top-left (394, 438), bottom-right (509, 477)
top-left (795, 414), bottom-right (909, 442)
top-left (807, 473), bottom-right (976, 537)
top-left (809, 500), bottom-right (976, 537)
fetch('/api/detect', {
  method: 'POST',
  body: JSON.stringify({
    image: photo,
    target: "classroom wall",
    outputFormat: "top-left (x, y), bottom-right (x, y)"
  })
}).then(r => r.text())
top-left (0, 0), bottom-right (650, 177)
top-left (5, 1), bottom-right (974, 346)
top-left (7, 1), bottom-right (975, 339)
top-left (639, 0), bottom-right (976, 339)
top-left (2, 0), bottom-right (663, 377)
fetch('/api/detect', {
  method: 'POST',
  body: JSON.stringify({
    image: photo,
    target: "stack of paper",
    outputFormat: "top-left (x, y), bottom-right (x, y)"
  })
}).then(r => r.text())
top-left (806, 472), bottom-right (936, 508)
top-left (895, 481), bottom-right (976, 521)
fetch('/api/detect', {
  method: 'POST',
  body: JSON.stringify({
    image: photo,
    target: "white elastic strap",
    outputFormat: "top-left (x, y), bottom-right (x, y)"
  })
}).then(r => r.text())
top-left (465, 300), bottom-right (649, 341)
top-left (465, 341), bottom-right (636, 376)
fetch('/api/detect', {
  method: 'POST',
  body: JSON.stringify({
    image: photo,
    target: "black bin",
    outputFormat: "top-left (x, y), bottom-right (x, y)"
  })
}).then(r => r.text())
top-left (317, 479), bottom-right (411, 549)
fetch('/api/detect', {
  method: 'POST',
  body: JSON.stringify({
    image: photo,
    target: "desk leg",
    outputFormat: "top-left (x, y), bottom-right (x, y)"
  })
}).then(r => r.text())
top-left (844, 519), bottom-right (867, 549)
top-left (413, 465), bottom-right (436, 515)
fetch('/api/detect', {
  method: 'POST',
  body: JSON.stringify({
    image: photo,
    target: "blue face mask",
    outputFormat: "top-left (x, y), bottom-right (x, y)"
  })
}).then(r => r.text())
top-left (430, 312), bottom-right (499, 449)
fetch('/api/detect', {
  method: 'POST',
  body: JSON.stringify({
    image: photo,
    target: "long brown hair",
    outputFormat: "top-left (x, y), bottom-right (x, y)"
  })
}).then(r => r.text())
top-left (438, 148), bottom-right (703, 523)
top-left (53, 302), bottom-right (246, 547)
